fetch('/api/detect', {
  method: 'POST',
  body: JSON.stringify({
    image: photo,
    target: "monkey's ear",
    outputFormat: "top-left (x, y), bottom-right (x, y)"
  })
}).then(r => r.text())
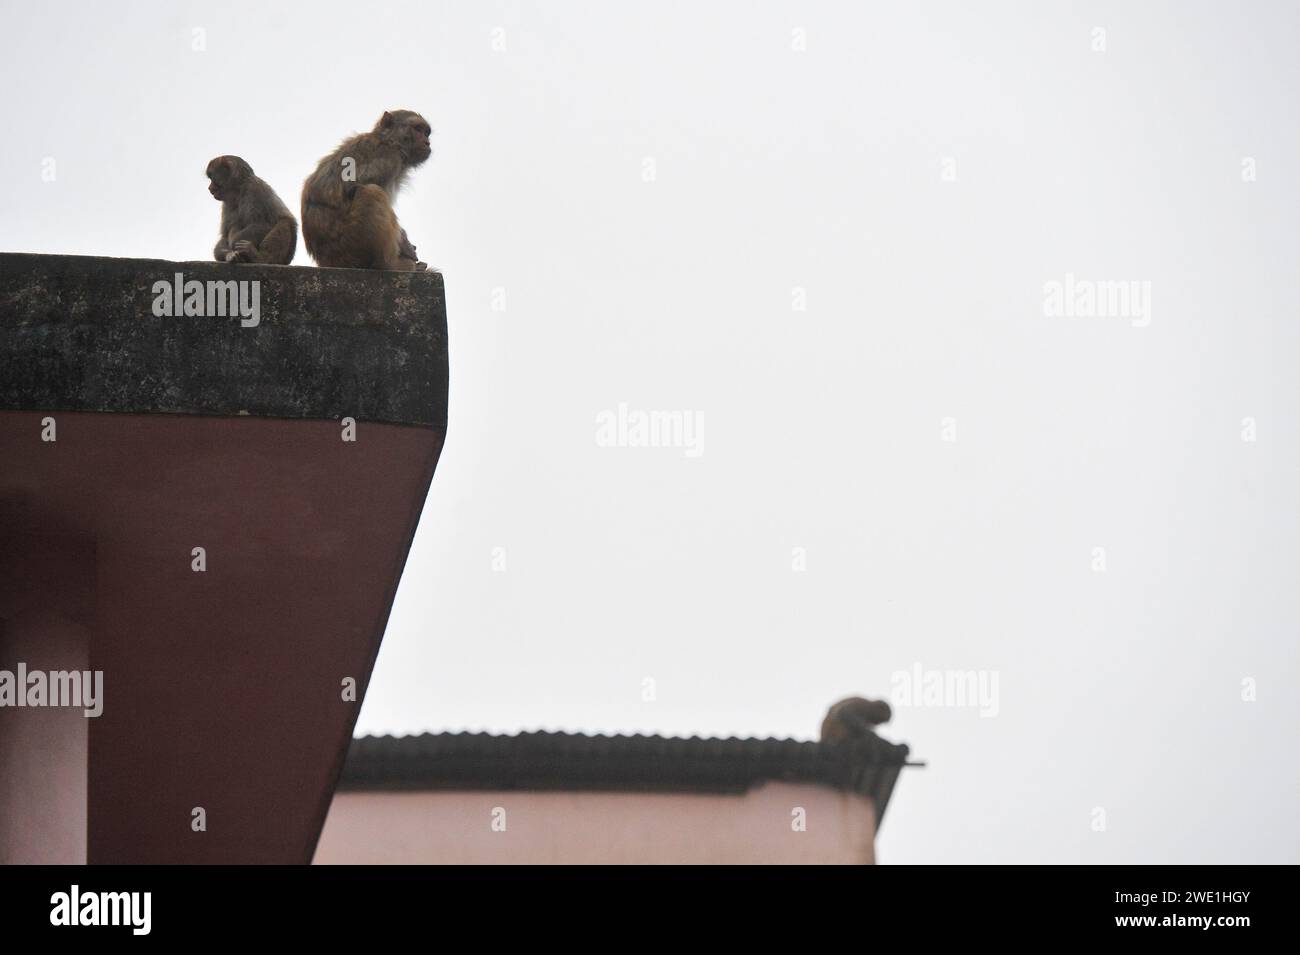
top-left (381, 111), bottom-right (394, 128)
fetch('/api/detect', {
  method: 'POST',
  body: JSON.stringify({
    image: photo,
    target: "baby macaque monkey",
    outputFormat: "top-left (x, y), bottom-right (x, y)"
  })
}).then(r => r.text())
top-left (301, 110), bottom-right (432, 271)
top-left (820, 697), bottom-right (892, 743)
top-left (206, 156), bottom-right (297, 265)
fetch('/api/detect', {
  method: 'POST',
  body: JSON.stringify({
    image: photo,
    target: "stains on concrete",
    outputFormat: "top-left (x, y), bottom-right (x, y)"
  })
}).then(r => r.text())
top-left (0, 254), bottom-right (448, 429)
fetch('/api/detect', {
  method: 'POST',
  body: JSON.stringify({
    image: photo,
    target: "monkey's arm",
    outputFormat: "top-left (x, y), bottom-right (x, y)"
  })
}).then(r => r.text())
top-left (214, 234), bottom-right (234, 262)
top-left (397, 223), bottom-right (428, 270)
top-left (398, 227), bottom-right (418, 261)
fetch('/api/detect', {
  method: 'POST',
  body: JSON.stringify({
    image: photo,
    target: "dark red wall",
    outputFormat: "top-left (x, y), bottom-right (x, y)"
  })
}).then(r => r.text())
top-left (0, 410), bottom-right (443, 863)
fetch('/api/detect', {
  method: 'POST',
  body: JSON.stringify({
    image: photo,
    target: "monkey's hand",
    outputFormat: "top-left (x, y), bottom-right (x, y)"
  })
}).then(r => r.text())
top-left (227, 240), bottom-right (257, 263)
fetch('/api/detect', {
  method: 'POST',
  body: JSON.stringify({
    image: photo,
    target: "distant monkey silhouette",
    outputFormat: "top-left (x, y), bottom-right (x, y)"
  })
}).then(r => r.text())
top-left (820, 697), bottom-right (892, 743)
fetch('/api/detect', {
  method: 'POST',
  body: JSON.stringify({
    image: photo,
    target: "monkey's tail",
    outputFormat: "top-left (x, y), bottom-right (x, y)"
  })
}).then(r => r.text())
top-left (255, 217), bottom-right (298, 266)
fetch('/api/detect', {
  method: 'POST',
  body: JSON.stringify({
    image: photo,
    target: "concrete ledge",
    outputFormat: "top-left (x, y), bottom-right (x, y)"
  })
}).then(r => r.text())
top-left (0, 253), bottom-right (447, 428)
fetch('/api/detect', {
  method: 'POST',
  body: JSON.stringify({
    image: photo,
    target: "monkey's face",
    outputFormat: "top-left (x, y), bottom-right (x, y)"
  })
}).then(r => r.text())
top-left (207, 172), bottom-right (229, 201)
top-left (205, 156), bottom-right (250, 201)
top-left (380, 111), bottom-right (433, 166)
top-left (406, 117), bottom-right (433, 165)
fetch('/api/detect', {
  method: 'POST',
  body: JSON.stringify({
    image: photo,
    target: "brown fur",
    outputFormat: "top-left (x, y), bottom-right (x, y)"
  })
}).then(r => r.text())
top-left (206, 156), bottom-right (297, 265)
top-left (300, 110), bottom-right (432, 271)
top-left (820, 697), bottom-right (892, 743)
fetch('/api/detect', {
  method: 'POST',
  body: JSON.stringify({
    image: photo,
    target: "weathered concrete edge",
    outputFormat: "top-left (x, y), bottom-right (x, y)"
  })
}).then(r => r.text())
top-left (0, 253), bottom-right (448, 429)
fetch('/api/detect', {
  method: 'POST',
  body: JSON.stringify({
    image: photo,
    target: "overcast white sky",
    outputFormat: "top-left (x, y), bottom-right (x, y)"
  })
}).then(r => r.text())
top-left (2, 0), bottom-right (1298, 864)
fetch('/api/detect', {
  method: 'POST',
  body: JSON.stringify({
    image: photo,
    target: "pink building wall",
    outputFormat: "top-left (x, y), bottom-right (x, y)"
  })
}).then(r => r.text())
top-left (314, 782), bottom-right (878, 864)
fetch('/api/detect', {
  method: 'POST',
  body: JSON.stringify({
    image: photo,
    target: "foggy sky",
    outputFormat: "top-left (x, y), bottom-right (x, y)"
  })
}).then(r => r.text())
top-left (2, 0), bottom-right (1297, 863)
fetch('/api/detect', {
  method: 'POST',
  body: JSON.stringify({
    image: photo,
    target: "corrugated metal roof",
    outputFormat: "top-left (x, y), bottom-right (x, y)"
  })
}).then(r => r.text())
top-left (339, 730), bottom-right (912, 824)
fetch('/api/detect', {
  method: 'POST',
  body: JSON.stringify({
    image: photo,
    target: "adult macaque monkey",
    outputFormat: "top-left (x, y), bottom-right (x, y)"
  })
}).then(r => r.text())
top-left (206, 156), bottom-right (297, 265)
top-left (301, 110), bottom-right (432, 271)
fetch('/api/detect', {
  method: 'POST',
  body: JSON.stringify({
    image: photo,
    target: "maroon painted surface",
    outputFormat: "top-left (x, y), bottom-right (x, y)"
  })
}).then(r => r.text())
top-left (0, 534), bottom-right (93, 863)
top-left (0, 410), bottom-right (443, 863)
